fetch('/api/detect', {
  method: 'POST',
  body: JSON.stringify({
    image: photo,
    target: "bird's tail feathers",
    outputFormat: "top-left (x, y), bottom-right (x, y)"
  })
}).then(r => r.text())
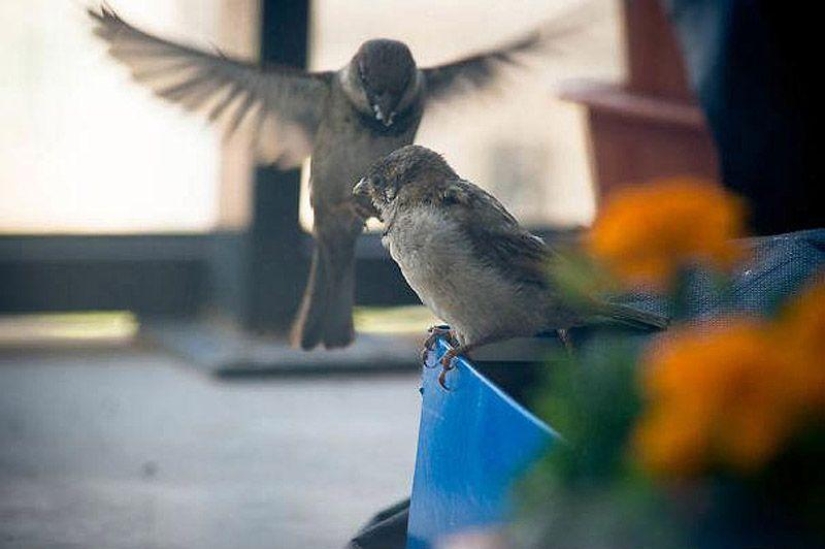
top-left (290, 239), bottom-right (356, 350)
top-left (599, 302), bottom-right (670, 332)
top-left (291, 247), bottom-right (327, 350)
top-left (321, 253), bottom-right (356, 349)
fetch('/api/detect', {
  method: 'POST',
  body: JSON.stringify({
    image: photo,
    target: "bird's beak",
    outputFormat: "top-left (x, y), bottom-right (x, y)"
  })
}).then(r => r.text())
top-left (353, 177), bottom-right (369, 196)
top-left (372, 104), bottom-right (395, 127)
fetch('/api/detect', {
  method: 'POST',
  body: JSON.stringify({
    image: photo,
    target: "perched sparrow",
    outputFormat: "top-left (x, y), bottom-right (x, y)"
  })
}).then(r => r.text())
top-left (354, 145), bottom-right (668, 385)
top-left (87, 5), bottom-right (571, 350)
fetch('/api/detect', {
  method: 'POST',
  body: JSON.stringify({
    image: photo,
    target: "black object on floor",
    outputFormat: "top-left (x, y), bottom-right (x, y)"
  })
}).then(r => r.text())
top-left (346, 499), bottom-right (410, 549)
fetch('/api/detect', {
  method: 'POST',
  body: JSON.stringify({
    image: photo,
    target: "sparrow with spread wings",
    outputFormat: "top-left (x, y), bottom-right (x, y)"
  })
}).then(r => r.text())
top-left (88, 4), bottom-right (579, 350)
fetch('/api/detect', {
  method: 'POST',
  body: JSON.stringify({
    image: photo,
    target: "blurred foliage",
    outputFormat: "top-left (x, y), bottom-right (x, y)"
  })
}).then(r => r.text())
top-left (537, 336), bottom-right (642, 483)
top-left (514, 335), bottom-right (687, 549)
top-left (513, 179), bottom-right (824, 548)
top-left (547, 251), bottom-right (620, 311)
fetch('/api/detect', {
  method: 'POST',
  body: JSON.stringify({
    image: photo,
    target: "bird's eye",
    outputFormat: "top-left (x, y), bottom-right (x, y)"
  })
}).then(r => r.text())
top-left (383, 185), bottom-right (396, 202)
top-left (442, 193), bottom-right (460, 206)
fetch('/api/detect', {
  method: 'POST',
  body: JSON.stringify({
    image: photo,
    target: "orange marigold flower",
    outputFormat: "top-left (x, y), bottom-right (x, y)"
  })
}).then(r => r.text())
top-left (633, 317), bottom-right (821, 478)
top-left (588, 178), bottom-right (747, 288)
top-left (774, 275), bottom-right (825, 410)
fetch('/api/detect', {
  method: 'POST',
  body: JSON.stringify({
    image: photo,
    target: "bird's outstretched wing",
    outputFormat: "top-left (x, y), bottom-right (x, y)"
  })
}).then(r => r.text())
top-left (88, 4), bottom-right (332, 167)
top-left (421, 4), bottom-right (591, 104)
top-left (422, 32), bottom-right (540, 102)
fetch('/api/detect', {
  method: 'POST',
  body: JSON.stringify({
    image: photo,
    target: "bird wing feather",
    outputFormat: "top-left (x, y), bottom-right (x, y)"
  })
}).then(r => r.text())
top-left (422, 32), bottom-right (540, 102)
top-left (421, 3), bottom-right (591, 104)
top-left (439, 180), bottom-right (668, 330)
top-left (88, 4), bottom-right (332, 167)
top-left (440, 180), bottom-right (552, 290)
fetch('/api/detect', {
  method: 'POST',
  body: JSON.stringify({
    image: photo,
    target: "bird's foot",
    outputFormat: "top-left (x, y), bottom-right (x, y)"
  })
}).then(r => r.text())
top-left (556, 328), bottom-right (574, 355)
top-left (421, 325), bottom-right (455, 366)
top-left (438, 349), bottom-right (459, 390)
top-left (434, 336), bottom-right (497, 389)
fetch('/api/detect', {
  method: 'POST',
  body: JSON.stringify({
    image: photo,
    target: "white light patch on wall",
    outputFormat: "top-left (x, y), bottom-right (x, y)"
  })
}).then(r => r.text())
top-left (0, 1), bottom-right (222, 234)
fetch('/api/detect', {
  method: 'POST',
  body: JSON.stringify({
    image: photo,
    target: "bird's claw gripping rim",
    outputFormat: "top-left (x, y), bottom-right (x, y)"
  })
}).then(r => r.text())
top-left (420, 325), bottom-right (458, 391)
top-left (421, 325), bottom-right (454, 366)
top-left (437, 349), bottom-right (458, 390)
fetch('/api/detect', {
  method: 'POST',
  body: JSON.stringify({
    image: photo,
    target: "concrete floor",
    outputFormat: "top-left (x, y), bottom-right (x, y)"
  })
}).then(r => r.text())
top-left (0, 347), bottom-right (421, 549)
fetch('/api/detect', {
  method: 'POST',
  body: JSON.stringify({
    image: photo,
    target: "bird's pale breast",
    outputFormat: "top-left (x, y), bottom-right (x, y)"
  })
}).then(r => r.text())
top-left (384, 205), bottom-right (550, 345)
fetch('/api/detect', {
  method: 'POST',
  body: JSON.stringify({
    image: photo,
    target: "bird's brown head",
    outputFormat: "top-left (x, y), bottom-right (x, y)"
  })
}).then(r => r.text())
top-left (349, 39), bottom-right (418, 127)
top-left (353, 145), bottom-right (458, 213)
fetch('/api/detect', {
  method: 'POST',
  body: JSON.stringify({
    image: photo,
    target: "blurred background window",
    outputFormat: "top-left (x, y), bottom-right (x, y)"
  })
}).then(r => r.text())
top-left (0, 0), bottom-right (258, 234)
top-left (0, 0), bottom-right (628, 332)
top-left (1, 0), bottom-right (623, 235)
